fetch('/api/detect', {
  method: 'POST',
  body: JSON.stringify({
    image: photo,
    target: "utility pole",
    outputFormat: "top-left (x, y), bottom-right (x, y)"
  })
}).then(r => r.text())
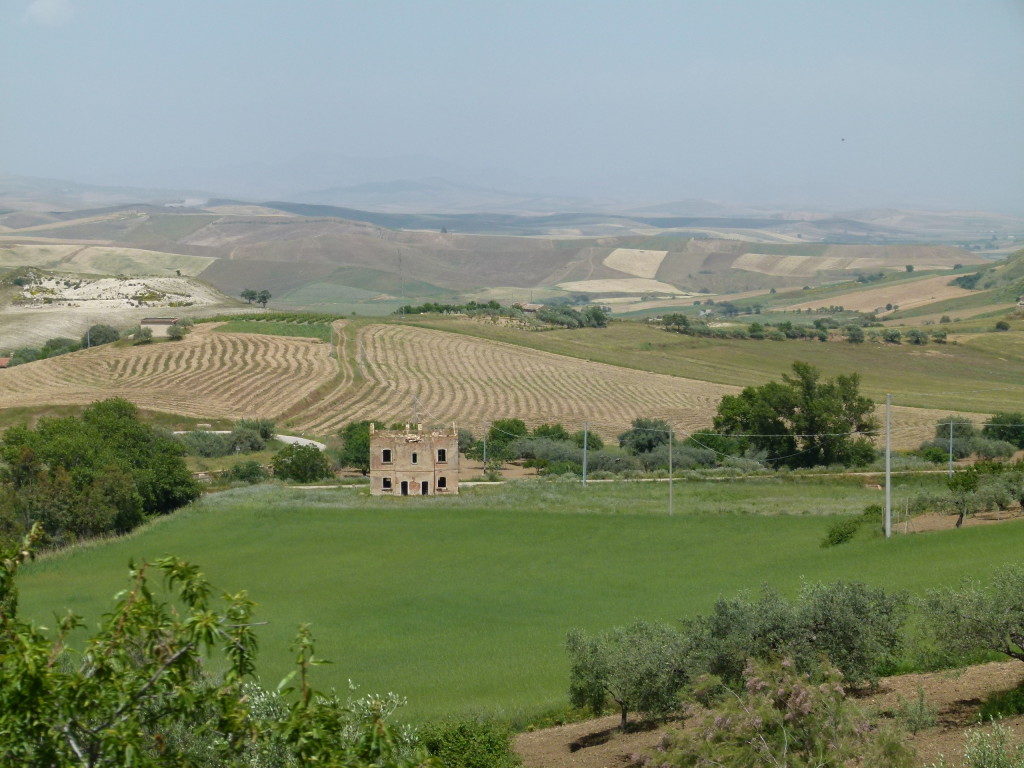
top-left (482, 423), bottom-right (488, 471)
top-left (582, 421), bottom-right (589, 487)
top-left (948, 420), bottom-right (954, 478)
top-left (668, 426), bottom-right (674, 517)
top-left (885, 394), bottom-right (892, 539)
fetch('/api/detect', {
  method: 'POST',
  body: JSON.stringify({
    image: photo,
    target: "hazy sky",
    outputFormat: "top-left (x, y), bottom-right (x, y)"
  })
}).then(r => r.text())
top-left (3, 0), bottom-right (1023, 211)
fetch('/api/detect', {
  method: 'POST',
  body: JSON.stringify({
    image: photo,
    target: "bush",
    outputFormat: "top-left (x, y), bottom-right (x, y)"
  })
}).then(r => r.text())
top-left (821, 515), bottom-right (863, 548)
top-left (932, 723), bottom-right (1024, 768)
top-left (643, 659), bottom-right (915, 768)
top-left (179, 430), bottom-right (232, 457)
top-left (228, 460), bottom-right (269, 484)
top-left (996, 320), bottom-right (1011, 331)
top-left (228, 427), bottom-right (266, 454)
top-left (272, 444), bottom-right (333, 482)
top-left (420, 717), bottom-right (521, 768)
top-left (236, 418), bottom-right (276, 440)
top-left (983, 413), bottom-right (1024, 448)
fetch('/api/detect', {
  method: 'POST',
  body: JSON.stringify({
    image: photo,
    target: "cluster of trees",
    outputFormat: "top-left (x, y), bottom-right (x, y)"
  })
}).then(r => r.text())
top-left (918, 413), bottom-right (1024, 462)
top-left (0, 399), bottom-right (200, 549)
top-left (5, 324), bottom-right (122, 366)
top-left (567, 580), bottom-right (907, 730)
top-left (392, 300), bottom-right (611, 329)
top-left (176, 419), bottom-right (277, 458)
top-left (570, 567), bottom-right (1024, 765)
top-left (713, 361), bottom-right (877, 468)
top-left (240, 289), bottom-right (272, 308)
top-left (662, 314), bottom-right (850, 342)
top-left (395, 299), bottom-right (524, 319)
top-left (534, 305), bottom-right (610, 329)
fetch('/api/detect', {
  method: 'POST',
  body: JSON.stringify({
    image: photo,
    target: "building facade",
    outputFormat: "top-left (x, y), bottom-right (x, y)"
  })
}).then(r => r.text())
top-left (369, 423), bottom-right (459, 496)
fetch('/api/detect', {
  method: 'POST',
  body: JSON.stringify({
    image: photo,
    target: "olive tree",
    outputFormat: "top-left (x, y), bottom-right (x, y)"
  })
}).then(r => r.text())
top-left (566, 620), bottom-right (687, 730)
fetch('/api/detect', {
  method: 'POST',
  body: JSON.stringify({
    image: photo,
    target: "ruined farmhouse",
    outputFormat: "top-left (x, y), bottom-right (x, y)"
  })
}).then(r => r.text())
top-left (369, 423), bottom-right (459, 496)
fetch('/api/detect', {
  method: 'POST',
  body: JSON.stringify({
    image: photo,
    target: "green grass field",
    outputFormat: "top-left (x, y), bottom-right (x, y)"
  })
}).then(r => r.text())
top-left (17, 476), bottom-right (1022, 723)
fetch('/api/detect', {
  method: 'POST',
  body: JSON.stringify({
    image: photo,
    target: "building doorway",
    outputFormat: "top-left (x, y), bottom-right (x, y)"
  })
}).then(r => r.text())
top-left (400, 481), bottom-right (409, 496)
top-left (421, 481), bottom-right (429, 495)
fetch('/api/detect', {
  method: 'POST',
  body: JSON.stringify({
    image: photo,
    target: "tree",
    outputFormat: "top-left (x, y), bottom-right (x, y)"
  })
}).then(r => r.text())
top-left (882, 328), bottom-right (903, 344)
top-left (983, 412), bottom-right (1024, 448)
top-left (617, 417), bottom-right (671, 455)
top-left (923, 564), bottom-right (1024, 666)
top-left (947, 468), bottom-right (980, 528)
top-left (0, 399), bottom-right (199, 546)
top-left (571, 429), bottom-right (603, 451)
top-left (844, 325), bottom-right (865, 343)
top-left (257, 289), bottom-right (272, 308)
top-left (241, 288), bottom-right (258, 304)
top-left (532, 423), bottom-right (571, 441)
top-left (272, 443), bottom-right (333, 482)
top-left (0, 529), bottom-right (436, 767)
top-left (337, 420), bottom-right (383, 475)
top-left (566, 620), bottom-right (687, 730)
top-left (166, 324), bottom-right (187, 340)
top-left (487, 419), bottom-right (527, 449)
top-left (81, 324), bottom-right (119, 348)
top-left (133, 326), bottom-right (153, 344)
top-left (713, 361), bottom-right (878, 469)
top-left (906, 329), bottom-right (929, 345)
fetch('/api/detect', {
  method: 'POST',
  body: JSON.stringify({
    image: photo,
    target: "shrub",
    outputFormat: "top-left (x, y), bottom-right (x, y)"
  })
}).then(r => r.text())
top-left (179, 430), bottom-right (232, 458)
top-left (272, 444), bottom-right (333, 482)
top-left (236, 418), bottom-right (276, 441)
top-left (996, 320), bottom-right (1011, 331)
top-left (932, 722), bottom-right (1024, 768)
top-left (228, 460), bottom-right (269, 484)
top-left (882, 328), bottom-right (903, 344)
top-left (821, 515), bottom-right (863, 548)
top-left (228, 427), bottom-right (266, 454)
top-left (420, 717), bottom-right (520, 768)
top-left (643, 659), bottom-right (915, 768)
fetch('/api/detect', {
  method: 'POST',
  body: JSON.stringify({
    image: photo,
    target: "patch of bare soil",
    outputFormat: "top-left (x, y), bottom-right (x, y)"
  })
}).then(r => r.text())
top-left (515, 662), bottom-right (1024, 768)
top-left (895, 508), bottom-right (1024, 535)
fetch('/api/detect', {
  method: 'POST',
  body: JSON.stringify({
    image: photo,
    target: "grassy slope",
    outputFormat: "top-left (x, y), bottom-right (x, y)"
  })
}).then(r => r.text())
top-left (18, 477), bottom-right (1021, 722)
top-left (404, 317), bottom-right (1024, 413)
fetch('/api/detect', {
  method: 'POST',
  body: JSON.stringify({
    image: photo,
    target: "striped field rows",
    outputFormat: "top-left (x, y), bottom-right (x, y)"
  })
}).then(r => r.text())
top-left (0, 324), bottom-right (336, 420)
top-left (0, 322), bottom-right (978, 447)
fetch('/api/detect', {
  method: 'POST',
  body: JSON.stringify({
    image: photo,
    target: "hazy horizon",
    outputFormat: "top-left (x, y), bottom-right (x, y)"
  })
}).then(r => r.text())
top-left (3, 1), bottom-right (1023, 213)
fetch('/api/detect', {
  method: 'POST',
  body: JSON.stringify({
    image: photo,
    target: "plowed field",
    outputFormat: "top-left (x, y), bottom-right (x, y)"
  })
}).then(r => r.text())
top-left (0, 322), bottom-right (981, 447)
top-left (0, 324), bottom-right (336, 420)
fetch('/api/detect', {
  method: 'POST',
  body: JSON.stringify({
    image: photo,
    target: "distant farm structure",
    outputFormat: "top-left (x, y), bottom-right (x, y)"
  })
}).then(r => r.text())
top-left (369, 423), bottom-right (459, 496)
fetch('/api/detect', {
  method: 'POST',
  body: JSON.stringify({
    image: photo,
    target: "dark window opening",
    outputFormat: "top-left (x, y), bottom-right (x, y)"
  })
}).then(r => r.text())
top-left (438, 476), bottom-right (447, 489)
top-left (411, 452), bottom-right (418, 464)
top-left (400, 481), bottom-right (409, 496)
top-left (382, 449), bottom-right (392, 463)
top-left (420, 481), bottom-right (429, 495)
top-left (437, 448), bottom-right (447, 463)
top-left (382, 477), bottom-right (393, 490)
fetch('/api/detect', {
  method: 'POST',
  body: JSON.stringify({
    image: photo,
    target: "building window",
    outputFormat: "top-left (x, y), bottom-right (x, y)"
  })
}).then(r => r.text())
top-left (437, 448), bottom-right (447, 463)
top-left (438, 476), bottom-right (447, 489)
top-left (382, 449), bottom-right (392, 463)
top-left (411, 452), bottom-right (418, 464)
top-left (382, 477), bottom-right (393, 490)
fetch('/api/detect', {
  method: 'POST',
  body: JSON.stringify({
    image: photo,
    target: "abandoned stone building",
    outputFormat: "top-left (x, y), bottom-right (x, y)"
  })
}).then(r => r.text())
top-left (369, 423), bottom-right (459, 496)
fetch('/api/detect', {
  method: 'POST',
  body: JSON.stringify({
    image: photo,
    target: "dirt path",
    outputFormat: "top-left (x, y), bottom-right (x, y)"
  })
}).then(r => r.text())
top-left (515, 662), bottom-right (1024, 768)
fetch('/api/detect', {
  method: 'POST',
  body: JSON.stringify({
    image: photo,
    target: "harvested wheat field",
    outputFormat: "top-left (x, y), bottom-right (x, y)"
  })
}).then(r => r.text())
top-left (290, 324), bottom-right (740, 439)
top-left (0, 321), bottom-right (971, 446)
top-left (786, 275), bottom-right (974, 314)
top-left (602, 248), bottom-right (668, 279)
top-left (0, 324), bottom-right (336, 419)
